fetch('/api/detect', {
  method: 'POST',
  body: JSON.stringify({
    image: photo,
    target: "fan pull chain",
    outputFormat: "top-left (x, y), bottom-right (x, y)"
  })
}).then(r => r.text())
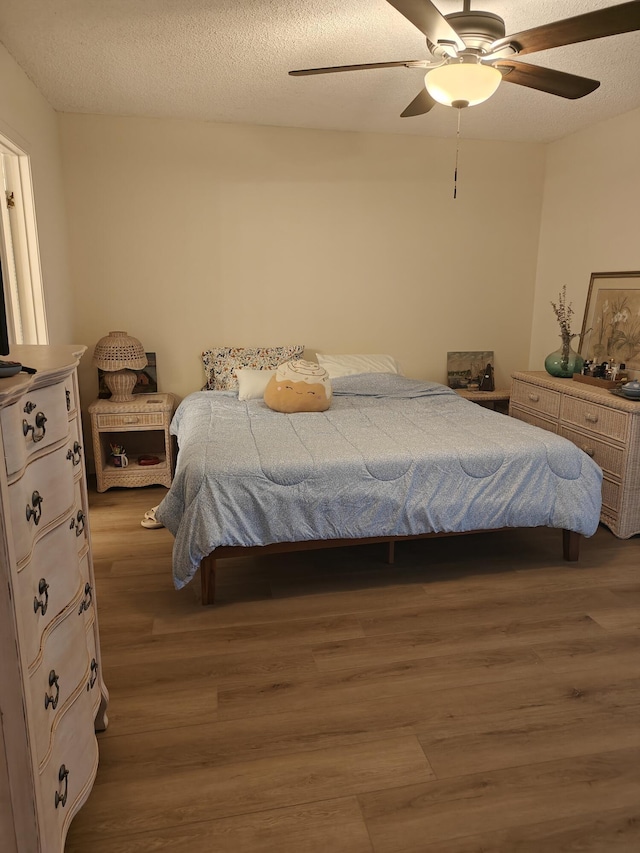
top-left (453, 107), bottom-right (462, 199)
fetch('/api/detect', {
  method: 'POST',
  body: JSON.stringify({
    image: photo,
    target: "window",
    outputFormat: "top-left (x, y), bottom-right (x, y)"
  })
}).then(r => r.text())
top-left (0, 132), bottom-right (48, 345)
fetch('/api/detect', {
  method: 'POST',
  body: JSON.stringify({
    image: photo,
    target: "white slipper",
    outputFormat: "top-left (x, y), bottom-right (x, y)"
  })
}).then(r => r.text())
top-left (141, 505), bottom-right (163, 529)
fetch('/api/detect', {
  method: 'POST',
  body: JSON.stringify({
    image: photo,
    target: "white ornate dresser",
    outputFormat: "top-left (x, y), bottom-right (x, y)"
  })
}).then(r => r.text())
top-left (510, 370), bottom-right (640, 539)
top-left (0, 345), bottom-right (107, 852)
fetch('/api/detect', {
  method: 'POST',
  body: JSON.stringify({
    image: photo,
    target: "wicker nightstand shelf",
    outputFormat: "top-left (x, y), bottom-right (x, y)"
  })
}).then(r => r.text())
top-left (89, 393), bottom-right (176, 492)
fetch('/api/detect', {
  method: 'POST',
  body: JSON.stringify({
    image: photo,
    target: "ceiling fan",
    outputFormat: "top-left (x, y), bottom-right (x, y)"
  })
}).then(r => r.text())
top-left (289, 1), bottom-right (640, 116)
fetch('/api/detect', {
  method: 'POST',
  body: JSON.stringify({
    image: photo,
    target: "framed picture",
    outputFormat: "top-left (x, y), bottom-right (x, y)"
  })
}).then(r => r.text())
top-left (98, 352), bottom-right (158, 398)
top-left (579, 272), bottom-right (640, 371)
top-left (447, 351), bottom-right (494, 389)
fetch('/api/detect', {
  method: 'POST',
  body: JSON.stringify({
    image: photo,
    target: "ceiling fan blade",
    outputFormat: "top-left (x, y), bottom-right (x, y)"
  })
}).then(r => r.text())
top-left (400, 88), bottom-right (437, 117)
top-left (491, 1), bottom-right (640, 57)
top-left (494, 60), bottom-right (600, 99)
top-left (386, 0), bottom-right (466, 50)
top-left (289, 60), bottom-right (423, 76)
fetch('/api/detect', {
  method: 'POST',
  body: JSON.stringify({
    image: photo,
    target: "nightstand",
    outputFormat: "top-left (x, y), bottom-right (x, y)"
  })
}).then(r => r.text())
top-left (454, 388), bottom-right (511, 413)
top-left (89, 393), bottom-right (176, 492)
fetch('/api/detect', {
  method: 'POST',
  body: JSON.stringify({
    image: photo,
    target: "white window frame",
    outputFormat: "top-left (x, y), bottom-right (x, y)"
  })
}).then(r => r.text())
top-left (0, 131), bottom-right (48, 345)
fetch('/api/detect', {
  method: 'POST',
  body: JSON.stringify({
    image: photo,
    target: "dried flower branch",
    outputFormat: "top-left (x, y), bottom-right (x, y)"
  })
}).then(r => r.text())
top-left (550, 285), bottom-right (578, 348)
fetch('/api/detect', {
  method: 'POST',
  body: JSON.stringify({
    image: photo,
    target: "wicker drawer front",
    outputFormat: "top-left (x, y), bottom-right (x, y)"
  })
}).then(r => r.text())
top-left (602, 477), bottom-right (620, 513)
top-left (510, 405), bottom-right (558, 434)
top-left (561, 396), bottom-right (628, 442)
top-left (96, 412), bottom-right (165, 429)
top-left (559, 426), bottom-right (625, 479)
top-left (511, 381), bottom-right (561, 418)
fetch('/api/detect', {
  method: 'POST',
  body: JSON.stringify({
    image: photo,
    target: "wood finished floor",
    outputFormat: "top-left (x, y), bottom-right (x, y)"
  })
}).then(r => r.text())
top-left (65, 485), bottom-right (640, 852)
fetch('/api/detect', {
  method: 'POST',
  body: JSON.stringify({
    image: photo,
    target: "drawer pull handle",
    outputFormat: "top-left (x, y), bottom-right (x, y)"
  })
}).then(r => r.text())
top-left (22, 411), bottom-right (47, 443)
top-left (87, 659), bottom-right (98, 690)
top-left (54, 765), bottom-right (69, 809)
top-left (581, 445), bottom-right (595, 458)
top-left (33, 578), bottom-right (49, 615)
top-left (23, 401), bottom-right (37, 414)
top-left (527, 393), bottom-right (540, 402)
top-left (45, 670), bottom-right (60, 710)
top-left (122, 416), bottom-right (139, 424)
top-left (66, 441), bottom-right (82, 466)
top-left (79, 582), bottom-right (93, 614)
top-left (26, 491), bottom-right (44, 525)
top-left (584, 413), bottom-right (598, 424)
top-left (70, 510), bottom-right (86, 537)
top-left (66, 388), bottom-right (71, 412)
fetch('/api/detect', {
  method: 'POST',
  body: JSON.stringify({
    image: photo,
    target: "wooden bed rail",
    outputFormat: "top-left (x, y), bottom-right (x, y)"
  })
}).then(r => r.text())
top-left (199, 528), bottom-right (581, 606)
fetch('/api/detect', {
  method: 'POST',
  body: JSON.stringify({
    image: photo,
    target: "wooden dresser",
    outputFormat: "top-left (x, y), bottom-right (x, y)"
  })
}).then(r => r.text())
top-left (510, 370), bottom-right (640, 539)
top-left (0, 345), bottom-right (107, 852)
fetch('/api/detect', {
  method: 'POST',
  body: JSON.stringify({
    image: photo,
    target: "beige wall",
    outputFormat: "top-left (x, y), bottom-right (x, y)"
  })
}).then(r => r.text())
top-left (530, 106), bottom-right (640, 374)
top-left (0, 43), bottom-right (73, 344)
top-left (59, 114), bottom-right (545, 403)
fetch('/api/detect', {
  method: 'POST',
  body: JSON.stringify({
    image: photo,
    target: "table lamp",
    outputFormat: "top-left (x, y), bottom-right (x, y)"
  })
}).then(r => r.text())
top-left (93, 331), bottom-right (147, 402)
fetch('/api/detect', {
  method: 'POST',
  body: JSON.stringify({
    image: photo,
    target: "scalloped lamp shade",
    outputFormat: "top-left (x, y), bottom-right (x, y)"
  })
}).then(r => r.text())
top-left (93, 331), bottom-right (147, 402)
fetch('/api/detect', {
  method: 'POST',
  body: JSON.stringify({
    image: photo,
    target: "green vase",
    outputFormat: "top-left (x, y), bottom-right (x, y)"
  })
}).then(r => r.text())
top-left (544, 342), bottom-right (584, 378)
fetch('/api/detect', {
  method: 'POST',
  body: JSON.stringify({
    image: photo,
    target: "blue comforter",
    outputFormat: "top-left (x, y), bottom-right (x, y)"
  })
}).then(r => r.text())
top-left (156, 374), bottom-right (603, 589)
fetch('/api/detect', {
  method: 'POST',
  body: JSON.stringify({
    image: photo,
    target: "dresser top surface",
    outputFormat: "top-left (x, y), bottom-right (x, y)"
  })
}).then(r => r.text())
top-left (0, 345), bottom-right (86, 403)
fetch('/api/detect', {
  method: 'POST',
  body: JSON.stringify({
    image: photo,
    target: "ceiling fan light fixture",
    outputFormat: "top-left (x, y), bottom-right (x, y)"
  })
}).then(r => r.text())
top-left (425, 60), bottom-right (502, 107)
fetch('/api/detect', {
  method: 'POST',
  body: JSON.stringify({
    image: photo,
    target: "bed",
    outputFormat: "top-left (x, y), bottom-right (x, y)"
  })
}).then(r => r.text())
top-left (155, 370), bottom-right (603, 606)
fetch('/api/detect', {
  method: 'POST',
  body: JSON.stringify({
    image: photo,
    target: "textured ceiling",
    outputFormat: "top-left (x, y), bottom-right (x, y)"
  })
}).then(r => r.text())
top-left (1, 0), bottom-right (639, 142)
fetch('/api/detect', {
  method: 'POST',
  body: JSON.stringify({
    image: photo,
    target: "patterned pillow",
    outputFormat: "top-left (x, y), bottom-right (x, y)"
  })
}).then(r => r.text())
top-left (202, 345), bottom-right (304, 390)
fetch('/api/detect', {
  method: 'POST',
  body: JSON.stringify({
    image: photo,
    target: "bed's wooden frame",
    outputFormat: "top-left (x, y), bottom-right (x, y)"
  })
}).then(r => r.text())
top-left (199, 528), bottom-right (581, 605)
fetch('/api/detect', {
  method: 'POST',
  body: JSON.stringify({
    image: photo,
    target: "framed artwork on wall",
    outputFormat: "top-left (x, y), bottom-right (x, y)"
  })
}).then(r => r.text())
top-left (447, 351), bottom-right (494, 389)
top-left (579, 272), bottom-right (640, 372)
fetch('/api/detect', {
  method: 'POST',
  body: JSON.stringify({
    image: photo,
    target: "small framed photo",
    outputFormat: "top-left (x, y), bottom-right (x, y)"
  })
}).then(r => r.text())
top-left (579, 272), bottom-right (640, 371)
top-left (447, 351), bottom-right (494, 389)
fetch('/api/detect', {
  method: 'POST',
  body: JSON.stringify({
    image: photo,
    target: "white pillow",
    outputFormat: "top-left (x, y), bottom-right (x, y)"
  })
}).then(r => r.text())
top-left (315, 353), bottom-right (401, 379)
top-left (236, 368), bottom-right (276, 401)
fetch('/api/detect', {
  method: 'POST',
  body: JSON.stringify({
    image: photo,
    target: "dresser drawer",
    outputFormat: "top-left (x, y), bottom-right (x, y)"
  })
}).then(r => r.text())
top-left (39, 684), bottom-right (98, 849)
top-left (71, 478), bottom-right (89, 556)
top-left (561, 395), bottom-right (628, 442)
top-left (65, 415), bottom-right (84, 477)
top-left (510, 405), bottom-right (558, 434)
top-left (559, 426), bottom-right (625, 479)
top-left (29, 593), bottom-right (91, 766)
top-left (64, 374), bottom-right (79, 419)
top-left (511, 381), bottom-right (561, 419)
top-left (2, 382), bottom-right (71, 478)
top-left (602, 477), bottom-right (620, 513)
top-left (85, 619), bottom-right (102, 717)
top-left (17, 520), bottom-right (88, 668)
top-left (10, 448), bottom-right (76, 565)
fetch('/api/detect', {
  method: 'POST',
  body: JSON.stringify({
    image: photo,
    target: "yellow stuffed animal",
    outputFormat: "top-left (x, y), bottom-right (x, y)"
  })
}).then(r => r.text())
top-left (264, 359), bottom-right (332, 413)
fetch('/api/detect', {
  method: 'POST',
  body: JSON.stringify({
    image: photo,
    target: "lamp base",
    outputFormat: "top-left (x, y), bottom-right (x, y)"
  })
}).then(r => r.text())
top-left (104, 369), bottom-right (138, 401)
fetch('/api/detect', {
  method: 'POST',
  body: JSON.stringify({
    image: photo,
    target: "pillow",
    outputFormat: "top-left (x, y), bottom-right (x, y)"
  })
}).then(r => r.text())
top-left (202, 345), bottom-right (304, 390)
top-left (263, 359), bottom-right (332, 413)
top-left (236, 368), bottom-right (276, 401)
top-left (315, 353), bottom-right (401, 379)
